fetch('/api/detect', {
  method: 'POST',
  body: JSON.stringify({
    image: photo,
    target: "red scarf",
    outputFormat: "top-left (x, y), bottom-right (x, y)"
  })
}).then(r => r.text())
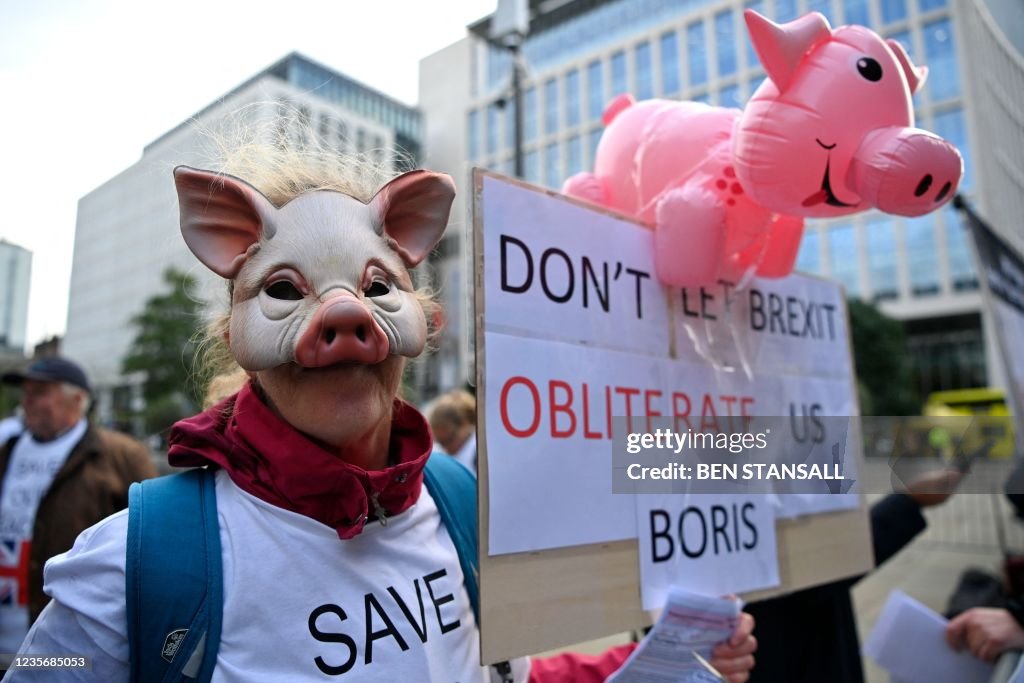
top-left (167, 382), bottom-right (433, 540)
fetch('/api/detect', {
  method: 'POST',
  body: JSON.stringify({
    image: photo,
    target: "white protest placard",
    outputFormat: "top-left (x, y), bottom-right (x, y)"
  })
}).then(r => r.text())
top-left (480, 173), bottom-right (861, 557)
top-left (474, 171), bottom-right (872, 664)
top-left (635, 494), bottom-right (779, 610)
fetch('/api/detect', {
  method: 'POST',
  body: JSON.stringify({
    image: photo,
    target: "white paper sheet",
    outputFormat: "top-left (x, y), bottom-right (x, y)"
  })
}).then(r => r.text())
top-left (635, 494), bottom-right (780, 610)
top-left (608, 588), bottom-right (741, 683)
top-left (864, 590), bottom-right (995, 683)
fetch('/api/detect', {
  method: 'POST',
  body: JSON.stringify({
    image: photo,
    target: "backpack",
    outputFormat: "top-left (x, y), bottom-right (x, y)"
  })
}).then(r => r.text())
top-left (126, 452), bottom-right (481, 682)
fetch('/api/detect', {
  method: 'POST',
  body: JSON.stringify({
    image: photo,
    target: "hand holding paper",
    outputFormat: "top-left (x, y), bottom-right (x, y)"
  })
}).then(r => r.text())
top-left (865, 590), bottom-right (994, 683)
top-left (947, 607), bottom-right (1024, 664)
top-left (608, 589), bottom-right (754, 683)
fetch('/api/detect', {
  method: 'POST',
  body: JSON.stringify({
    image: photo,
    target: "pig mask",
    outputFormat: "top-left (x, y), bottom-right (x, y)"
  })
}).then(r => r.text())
top-left (174, 166), bottom-right (455, 371)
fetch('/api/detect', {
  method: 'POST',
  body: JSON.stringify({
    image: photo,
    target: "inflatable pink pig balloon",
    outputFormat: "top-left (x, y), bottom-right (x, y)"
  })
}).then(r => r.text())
top-left (562, 10), bottom-right (963, 287)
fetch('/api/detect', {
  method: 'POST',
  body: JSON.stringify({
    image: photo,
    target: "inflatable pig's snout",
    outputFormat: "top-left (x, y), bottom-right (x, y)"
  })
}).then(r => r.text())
top-left (847, 127), bottom-right (963, 217)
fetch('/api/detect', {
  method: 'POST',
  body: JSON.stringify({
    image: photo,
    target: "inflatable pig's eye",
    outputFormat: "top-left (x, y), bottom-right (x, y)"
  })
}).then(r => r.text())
top-left (856, 57), bottom-right (883, 82)
top-left (364, 281), bottom-right (391, 298)
top-left (265, 280), bottom-right (303, 300)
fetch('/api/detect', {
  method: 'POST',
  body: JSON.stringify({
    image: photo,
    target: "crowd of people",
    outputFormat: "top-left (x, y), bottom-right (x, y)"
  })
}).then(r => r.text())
top-left (0, 125), bottom-right (1018, 682)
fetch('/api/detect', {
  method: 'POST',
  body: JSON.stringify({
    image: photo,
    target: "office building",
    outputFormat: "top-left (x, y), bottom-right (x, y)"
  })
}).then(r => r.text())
top-left (418, 0), bottom-right (1024, 399)
top-left (64, 53), bottom-right (422, 422)
top-left (0, 240), bottom-right (32, 355)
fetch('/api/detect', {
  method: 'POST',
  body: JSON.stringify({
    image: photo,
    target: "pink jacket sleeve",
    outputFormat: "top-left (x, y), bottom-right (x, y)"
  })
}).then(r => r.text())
top-left (529, 643), bottom-right (637, 682)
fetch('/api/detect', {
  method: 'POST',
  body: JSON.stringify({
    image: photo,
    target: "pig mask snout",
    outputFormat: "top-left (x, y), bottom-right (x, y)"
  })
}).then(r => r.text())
top-left (294, 292), bottom-right (390, 367)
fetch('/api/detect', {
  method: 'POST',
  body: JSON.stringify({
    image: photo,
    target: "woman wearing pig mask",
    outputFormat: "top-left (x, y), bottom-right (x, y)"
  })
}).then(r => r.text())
top-left (12, 133), bottom-right (756, 682)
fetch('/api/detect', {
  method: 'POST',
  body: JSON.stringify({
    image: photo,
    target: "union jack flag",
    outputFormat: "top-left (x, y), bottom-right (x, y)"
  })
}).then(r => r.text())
top-left (0, 538), bottom-right (31, 606)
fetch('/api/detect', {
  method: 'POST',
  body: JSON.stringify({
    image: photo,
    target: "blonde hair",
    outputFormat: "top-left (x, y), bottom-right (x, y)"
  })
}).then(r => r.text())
top-left (192, 107), bottom-right (443, 406)
top-left (427, 389), bottom-right (477, 431)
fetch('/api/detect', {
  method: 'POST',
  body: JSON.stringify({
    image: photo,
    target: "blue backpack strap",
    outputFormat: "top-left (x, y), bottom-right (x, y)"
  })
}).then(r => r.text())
top-left (126, 469), bottom-right (223, 682)
top-left (423, 452), bottom-right (479, 621)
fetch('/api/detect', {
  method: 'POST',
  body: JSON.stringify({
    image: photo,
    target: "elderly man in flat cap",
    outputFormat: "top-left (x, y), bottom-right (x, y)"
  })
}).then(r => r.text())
top-left (0, 357), bottom-right (156, 656)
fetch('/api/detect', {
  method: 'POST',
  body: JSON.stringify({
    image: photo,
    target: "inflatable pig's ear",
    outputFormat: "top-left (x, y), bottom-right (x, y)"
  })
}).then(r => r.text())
top-left (744, 10), bottom-right (831, 91)
top-left (370, 170), bottom-right (455, 267)
top-left (887, 39), bottom-right (928, 94)
top-left (174, 166), bottom-right (275, 279)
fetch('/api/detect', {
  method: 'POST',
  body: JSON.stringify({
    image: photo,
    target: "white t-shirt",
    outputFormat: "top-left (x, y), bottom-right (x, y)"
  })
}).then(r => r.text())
top-left (0, 419), bottom-right (87, 652)
top-left (12, 470), bottom-right (529, 682)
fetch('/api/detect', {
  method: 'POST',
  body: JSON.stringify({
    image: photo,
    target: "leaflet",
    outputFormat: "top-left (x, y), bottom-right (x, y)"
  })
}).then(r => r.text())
top-left (607, 588), bottom-right (741, 682)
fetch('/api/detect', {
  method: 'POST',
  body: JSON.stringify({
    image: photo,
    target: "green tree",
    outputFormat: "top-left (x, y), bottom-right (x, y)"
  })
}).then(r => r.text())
top-left (122, 268), bottom-right (205, 433)
top-left (848, 299), bottom-right (920, 415)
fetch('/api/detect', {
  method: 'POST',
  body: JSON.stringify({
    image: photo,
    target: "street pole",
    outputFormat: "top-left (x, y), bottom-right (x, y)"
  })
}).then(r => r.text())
top-left (511, 40), bottom-right (525, 178)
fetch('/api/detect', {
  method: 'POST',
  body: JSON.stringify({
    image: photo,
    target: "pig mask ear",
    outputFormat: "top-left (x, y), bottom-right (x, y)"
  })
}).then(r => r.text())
top-left (370, 170), bottom-right (456, 267)
top-left (174, 166), bottom-right (276, 279)
top-left (887, 39), bottom-right (928, 94)
top-left (744, 9), bottom-right (832, 91)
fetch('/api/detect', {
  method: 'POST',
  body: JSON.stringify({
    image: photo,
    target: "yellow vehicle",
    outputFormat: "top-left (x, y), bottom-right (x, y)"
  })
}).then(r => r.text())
top-left (923, 388), bottom-right (1015, 460)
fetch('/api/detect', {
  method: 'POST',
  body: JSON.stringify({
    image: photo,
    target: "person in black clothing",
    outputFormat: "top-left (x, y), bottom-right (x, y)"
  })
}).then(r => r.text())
top-left (747, 470), bottom-right (962, 682)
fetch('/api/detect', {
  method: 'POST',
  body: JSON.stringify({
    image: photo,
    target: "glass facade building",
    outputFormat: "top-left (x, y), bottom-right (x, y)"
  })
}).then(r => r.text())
top-left (150, 53), bottom-right (423, 162)
top-left (456, 0), bottom-right (996, 397)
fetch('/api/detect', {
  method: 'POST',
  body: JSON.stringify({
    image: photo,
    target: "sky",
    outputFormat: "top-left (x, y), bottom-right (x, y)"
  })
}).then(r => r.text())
top-left (0, 0), bottom-right (494, 351)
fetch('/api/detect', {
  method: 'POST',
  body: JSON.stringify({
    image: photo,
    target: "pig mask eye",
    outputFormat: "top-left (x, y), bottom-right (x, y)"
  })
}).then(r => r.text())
top-left (364, 281), bottom-right (390, 298)
top-left (265, 280), bottom-right (304, 300)
top-left (856, 57), bottom-right (883, 82)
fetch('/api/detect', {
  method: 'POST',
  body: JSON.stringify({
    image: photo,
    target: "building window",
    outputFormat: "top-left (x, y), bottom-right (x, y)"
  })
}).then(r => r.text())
top-left (719, 84), bottom-right (742, 108)
top-left (796, 229), bottom-right (821, 274)
top-left (467, 110), bottom-right (479, 160)
top-left (923, 19), bottom-right (960, 103)
top-left (660, 31), bottom-right (680, 96)
top-left (844, 0), bottom-right (870, 26)
top-left (919, 0), bottom-right (946, 11)
top-left (525, 149), bottom-right (540, 185)
top-left (905, 215), bottom-right (940, 296)
top-left (566, 135), bottom-right (583, 177)
top-left (611, 50), bottom-right (627, 95)
top-left (635, 41), bottom-right (653, 100)
top-left (880, 0), bottom-right (907, 23)
top-left (565, 69), bottom-right (581, 127)
top-left (545, 142), bottom-right (560, 188)
top-left (588, 127), bottom-right (603, 165)
top-left (744, 0), bottom-right (764, 69)
top-left (774, 0), bottom-right (798, 22)
top-left (932, 107), bottom-right (971, 190)
top-left (687, 21), bottom-right (708, 88)
top-left (505, 99), bottom-right (517, 150)
top-left (828, 223), bottom-right (860, 298)
top-left (335, 119), bottom-right (349, 150)
top-left (806, 0), bottom-right (835, 24)
top-left (715, 10), bottom-right (737, 78)
top-left (587, 60), bottom-right (604, 121)
top-left (544, 78), bottom-right (559, 135)
top-left (525, 87), bottom-right (538, 143)
top-left (866, 216), bottom-right (899, 300)
top-left (945, 209), bottom-right (978, 290)
top-left (487, 102), bottom-right (500, 155)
